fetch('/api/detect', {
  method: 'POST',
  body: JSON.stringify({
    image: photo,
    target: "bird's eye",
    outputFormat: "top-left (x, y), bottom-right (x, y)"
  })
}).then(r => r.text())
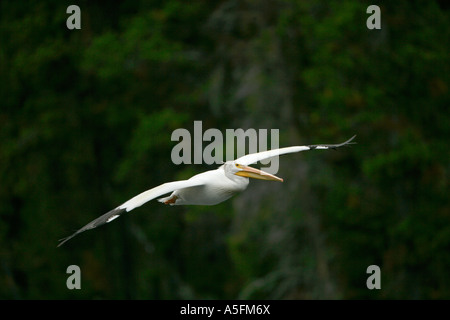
top-left (235, 164), bottom-right (240, 167)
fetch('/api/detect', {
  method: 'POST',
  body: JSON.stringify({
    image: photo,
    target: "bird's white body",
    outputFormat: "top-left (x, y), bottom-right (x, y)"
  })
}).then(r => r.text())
top-left (58, 135), bottom-right (356, 246)
top-left (159, 167), bottom-right (250, 206)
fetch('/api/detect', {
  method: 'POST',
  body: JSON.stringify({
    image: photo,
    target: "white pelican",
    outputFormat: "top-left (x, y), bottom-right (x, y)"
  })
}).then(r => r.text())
top-left (58, 135), bottom-right (356, 246)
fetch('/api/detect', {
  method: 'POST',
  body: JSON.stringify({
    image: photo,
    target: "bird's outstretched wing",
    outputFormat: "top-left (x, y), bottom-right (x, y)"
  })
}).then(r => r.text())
top-left (58, 179), bottom-right (205, 247)
top-left (235, 135), bottom-right (356, 166)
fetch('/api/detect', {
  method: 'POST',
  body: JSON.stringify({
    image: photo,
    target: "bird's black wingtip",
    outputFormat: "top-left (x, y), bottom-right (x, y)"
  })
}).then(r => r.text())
top-left (327, 134), bottom-right (358, 150)
top-left (344, 134), bottom-right (357, 146)
top-left (57, 207), bottom-right (128, 247)
top-left (57, 237), bottom-right (70, 247)
top-left (57, 233), bottom-right (77, 247)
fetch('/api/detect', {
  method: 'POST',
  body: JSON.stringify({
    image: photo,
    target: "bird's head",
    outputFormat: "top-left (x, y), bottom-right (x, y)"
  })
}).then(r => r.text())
top-left (223, 161), bottom-right (283, 182)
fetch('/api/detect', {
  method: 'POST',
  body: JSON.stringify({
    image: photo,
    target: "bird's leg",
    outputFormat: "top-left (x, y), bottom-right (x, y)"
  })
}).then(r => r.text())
top-left (164, 195), bottom-right (178, 205)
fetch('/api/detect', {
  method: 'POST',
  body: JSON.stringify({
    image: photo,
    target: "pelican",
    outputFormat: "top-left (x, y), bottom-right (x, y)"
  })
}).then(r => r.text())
top-left (58, 135), bottom-right (356, 246)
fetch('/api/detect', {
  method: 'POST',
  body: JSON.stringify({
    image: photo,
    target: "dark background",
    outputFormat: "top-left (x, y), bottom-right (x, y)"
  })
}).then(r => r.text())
top-left (0, 0), bottom-right (448, 299)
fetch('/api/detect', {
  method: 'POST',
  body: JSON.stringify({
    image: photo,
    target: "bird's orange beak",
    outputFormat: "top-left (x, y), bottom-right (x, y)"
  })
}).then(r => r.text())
top-left (235, 165), bottom-right (283, 182)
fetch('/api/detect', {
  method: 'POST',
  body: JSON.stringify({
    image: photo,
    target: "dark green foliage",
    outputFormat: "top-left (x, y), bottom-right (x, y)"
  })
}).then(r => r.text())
top-left (0, 0), bottom-right (448, 299)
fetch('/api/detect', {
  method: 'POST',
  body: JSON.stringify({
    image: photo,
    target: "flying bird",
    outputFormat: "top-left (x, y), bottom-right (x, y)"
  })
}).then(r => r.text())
top-left (58, 135), bottom-right (356, 246)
